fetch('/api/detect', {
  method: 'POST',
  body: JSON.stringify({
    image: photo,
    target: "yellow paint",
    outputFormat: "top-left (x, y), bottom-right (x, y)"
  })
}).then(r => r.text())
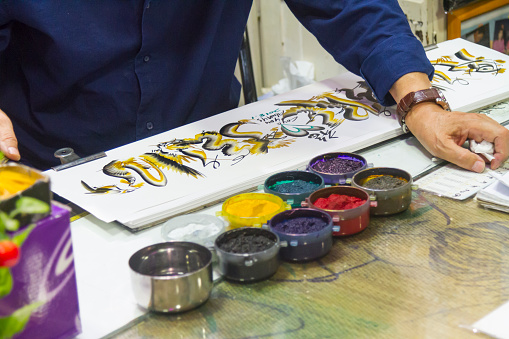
top-left (0, 169), bottom-right (37, 199)
top-left (226, 199), bottom-right (281, 217)
top-left (220, 193), bottom-right (289, 228)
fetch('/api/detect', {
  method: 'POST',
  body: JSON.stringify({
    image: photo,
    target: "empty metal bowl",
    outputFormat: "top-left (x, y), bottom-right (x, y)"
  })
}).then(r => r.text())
top-left (129, 242), bottom-right (213, 313)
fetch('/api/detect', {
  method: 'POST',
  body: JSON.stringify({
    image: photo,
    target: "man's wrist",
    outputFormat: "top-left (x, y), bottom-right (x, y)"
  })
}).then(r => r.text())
top-left (404, 101), bottom-right (447, 133)
top-left (396, 88), bottom-right (451, 133)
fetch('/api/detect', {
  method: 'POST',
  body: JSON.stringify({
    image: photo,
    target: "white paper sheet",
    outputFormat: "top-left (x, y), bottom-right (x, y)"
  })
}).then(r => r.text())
top-left (415, 164), bottom-right (509, 200)
top-left (472, 300), bottom-right (509, 339)
top-left (427, 38), bottom-right (509, 112)
top-left (476, 169), bottom-right (509, 210)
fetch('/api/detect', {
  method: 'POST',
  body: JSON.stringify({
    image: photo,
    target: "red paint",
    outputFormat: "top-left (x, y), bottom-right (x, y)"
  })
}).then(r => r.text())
top-left (306, 186), bottom-right (371, 236)
top-left (314, 194), bottom-right (366, 210)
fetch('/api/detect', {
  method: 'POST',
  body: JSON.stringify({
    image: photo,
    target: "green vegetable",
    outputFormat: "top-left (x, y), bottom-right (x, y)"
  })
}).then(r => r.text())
top-left (0, 268), bottom-right (12, 298)
top-left (9, 197), bottom-right (50, 219)
top-left (0, 301), bottom-right (45, 339)
top-left (0, 212), bottom-right (19, 233)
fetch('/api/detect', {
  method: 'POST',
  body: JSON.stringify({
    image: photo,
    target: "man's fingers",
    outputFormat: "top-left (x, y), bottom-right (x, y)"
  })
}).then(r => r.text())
top-left (0, 111), bottom-right (20, 161)
top-left (438, 141), bottom-right (486, 173)
top-left (466, 116), bottom-right (509, 170)
top-left (491, 128), bottom-right (509, 169)
top-left (0, 137), bottom-right (20, 161)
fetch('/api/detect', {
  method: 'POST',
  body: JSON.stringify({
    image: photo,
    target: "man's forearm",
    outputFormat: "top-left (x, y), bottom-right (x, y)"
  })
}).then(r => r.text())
top-left (388, 72), bottom-right (432, 105)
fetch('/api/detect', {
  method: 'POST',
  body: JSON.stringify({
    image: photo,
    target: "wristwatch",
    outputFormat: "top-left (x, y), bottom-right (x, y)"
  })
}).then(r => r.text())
top-left (396, 88), bottom-right (451, 133)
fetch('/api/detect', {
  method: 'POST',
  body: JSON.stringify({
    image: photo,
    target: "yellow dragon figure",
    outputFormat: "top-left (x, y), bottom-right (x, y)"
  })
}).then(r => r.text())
top-left (156, 120), bottom-right (293, 158)
top-left (82, 120), bottom-right (294, 194)
top-left (81, 156), bottom-right (166, 194)
top-left (430, 48), bottom-right (506, 76)
top-left (277, 87), bottom-right (380, 128)
top-left (102, 157), bottom-right (167, 185)
top-left (281, 106), bottom-right (344, 129)
top-left (315, 92), bottom-right (379, 117)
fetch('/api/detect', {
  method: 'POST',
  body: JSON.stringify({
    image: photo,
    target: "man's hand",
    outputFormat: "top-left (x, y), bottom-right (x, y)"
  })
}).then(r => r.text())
top-left (0, 109), bottom-right (20, 161)
top-left (389, 72), bottom-right (509, 173)
top-left (405, 102), bottom-right (509, 172)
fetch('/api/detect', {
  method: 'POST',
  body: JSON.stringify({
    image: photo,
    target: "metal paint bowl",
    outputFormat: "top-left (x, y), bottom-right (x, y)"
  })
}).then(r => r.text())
top-left (307, 152), bottom-right (368, 185)
top-left (267, 208), bottom-right (337, 262)
top-left (302, 186), bottom-right (375, 236)
top-left (214, 227), bottom-right (280, 282)
top-left (129, 242), bottom-right (213, 313)
top-left (263, 170), bottom-right (324, 208)
top-left (352, 167), bottom-right (413, 215)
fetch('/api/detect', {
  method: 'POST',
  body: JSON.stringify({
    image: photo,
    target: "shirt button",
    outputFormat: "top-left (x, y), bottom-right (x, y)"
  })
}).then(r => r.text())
top-left (146, 2), bottom-right (150, 9)
top-left (146, 122), bottom-right (153, 130)
top-left (143, 55), bottom-right (150, 62)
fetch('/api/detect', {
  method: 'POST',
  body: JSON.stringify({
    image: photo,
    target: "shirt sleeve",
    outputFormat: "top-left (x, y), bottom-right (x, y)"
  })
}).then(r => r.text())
top-left (284, 0), bottom-right (434, 106)
top-left (0, 4), bottom-right (11, 52)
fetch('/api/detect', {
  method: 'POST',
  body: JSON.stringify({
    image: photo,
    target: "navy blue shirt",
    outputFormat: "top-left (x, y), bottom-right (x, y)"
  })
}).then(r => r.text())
top-left (0, 1), bottom-right (433, 169)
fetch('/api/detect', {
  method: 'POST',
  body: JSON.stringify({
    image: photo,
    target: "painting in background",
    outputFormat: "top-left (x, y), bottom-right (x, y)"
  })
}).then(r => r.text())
top-left (492, 18), bottom-right (509, 53)
top-left (461, 4), bottom-right (509, 54)
top-left (443, 0), bottom-right (481, 13)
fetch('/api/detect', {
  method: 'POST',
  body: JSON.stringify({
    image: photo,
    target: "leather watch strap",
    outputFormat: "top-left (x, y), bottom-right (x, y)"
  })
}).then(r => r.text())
top-left (396, 88), bottom-right (451, 133)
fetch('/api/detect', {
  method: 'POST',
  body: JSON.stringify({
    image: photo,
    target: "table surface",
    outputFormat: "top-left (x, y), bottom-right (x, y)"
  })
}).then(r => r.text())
top-left (70, 104), bottom-right (509, 339)
top-left (103, 189), bottom-right (508, 339)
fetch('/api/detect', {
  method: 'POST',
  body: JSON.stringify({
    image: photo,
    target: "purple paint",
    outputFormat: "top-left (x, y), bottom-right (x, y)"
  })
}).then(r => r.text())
top-left (311, 156), bottom-right (364, 174)
top-left (272, 216), bottom-right (327, 234)
top-left (268, 209), bottom-right (334, 262)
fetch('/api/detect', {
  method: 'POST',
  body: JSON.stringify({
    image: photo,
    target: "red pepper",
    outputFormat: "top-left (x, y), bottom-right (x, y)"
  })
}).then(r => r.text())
top-left (0, 240), bottom-right (20, 267)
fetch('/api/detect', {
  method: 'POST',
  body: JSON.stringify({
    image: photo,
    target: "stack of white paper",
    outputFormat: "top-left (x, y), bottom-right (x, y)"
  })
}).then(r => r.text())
top-left (476, 172), bottom-right (509, 213)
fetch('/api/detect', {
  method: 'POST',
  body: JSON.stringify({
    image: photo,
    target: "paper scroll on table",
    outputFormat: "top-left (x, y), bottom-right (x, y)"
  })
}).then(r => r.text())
top-left (47, 38), bottom-right (509, 230)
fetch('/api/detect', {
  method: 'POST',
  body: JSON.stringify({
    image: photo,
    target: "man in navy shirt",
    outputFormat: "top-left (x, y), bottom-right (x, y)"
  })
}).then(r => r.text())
top-left (0, 1), bottom-right (507, 172)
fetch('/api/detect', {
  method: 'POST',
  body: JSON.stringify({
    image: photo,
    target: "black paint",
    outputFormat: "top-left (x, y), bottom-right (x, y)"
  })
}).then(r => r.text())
top-left (362, 175), bottom-right (406, 189)
top-left (217, 233), bottom-right (275, 254)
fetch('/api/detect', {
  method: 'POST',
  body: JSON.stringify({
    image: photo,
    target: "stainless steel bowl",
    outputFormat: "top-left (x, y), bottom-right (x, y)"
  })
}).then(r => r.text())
top-left (129, 242), bottom-right (213, 313)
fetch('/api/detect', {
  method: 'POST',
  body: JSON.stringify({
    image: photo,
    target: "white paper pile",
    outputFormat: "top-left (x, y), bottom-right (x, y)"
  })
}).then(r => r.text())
top-left (476, 171), bottom-right (509, 213)
top-left (472, 300), bottom-right (509, 338)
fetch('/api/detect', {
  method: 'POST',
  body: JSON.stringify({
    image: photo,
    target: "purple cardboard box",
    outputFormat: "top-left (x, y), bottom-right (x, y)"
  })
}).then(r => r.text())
top-left (0, 203), bottom-right (81, 339)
